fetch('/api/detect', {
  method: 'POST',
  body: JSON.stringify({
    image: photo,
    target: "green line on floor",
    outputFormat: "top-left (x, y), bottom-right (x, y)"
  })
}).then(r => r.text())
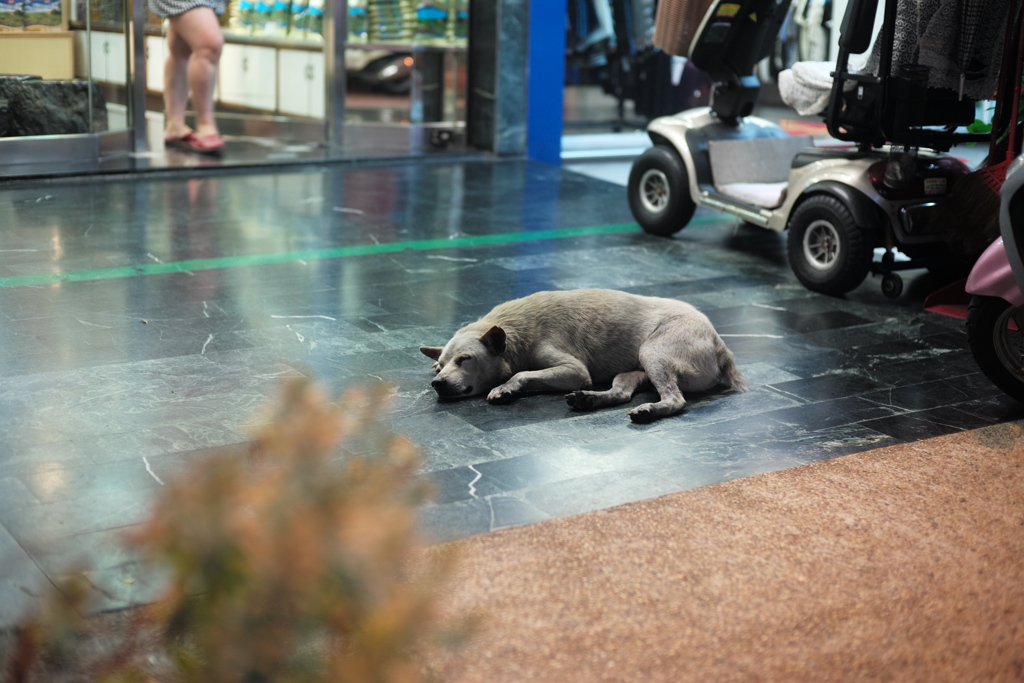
top-left (0, 221), bottom-right (687, 288)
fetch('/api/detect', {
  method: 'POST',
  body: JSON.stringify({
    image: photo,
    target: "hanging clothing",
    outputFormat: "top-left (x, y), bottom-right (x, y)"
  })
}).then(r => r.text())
top-left (652, 0), bottom-right (715, 57)
top-left (864, 0), bottom-right (1010, 100)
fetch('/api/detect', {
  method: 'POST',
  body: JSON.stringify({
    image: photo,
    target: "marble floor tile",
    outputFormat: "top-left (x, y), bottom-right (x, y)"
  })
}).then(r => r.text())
top-left (0, 159), bottom-right (1020, 619)
top-left (0, 523), bottom-right (50, 628)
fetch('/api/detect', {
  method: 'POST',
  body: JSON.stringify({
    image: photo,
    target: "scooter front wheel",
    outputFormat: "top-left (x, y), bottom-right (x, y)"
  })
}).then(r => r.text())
top-left (628, 146), bottom-right (696, 236)
top-left (966, 295), bottom-right (1024, 403)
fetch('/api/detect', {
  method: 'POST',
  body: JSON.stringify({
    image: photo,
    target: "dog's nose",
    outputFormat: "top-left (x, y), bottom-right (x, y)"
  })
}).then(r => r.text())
top-left (431, 377), bottom-right (448, 393)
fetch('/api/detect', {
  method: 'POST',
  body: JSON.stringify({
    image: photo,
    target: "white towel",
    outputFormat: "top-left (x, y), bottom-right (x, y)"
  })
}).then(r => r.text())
top-left (778, 61), bottom-right (856, 116)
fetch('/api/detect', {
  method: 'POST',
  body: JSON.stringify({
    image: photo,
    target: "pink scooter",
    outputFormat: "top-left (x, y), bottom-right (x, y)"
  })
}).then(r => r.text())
top-left (965, 155), bottom-right (1024, 403)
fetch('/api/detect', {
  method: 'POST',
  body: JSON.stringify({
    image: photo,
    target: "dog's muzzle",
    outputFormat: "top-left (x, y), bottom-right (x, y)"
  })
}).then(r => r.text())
top-left (431, 377), bottom-right (472, 397)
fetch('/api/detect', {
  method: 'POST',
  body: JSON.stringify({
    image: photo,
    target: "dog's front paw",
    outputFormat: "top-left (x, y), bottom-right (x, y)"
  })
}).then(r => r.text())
top-left (627, 405), bottom-right (657, 424)
top-left (487, 385), bottom-right (518, 404)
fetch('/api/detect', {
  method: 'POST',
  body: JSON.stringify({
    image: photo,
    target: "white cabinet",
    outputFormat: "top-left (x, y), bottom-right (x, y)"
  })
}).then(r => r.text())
top-left (146, 36), bottom-right (166, 92)
top-left (73, 30), bottom-right (126, 83)
top-left (277, 48), bottom-right (324, 118)
top-left (220, 44), bottom-right (325, 117)
top-left (89, 31), bottom-right (127, 84)
top-left (218, 43), bottom-right (277, 111)
top-left (76, 30), bottom-right (337, 119)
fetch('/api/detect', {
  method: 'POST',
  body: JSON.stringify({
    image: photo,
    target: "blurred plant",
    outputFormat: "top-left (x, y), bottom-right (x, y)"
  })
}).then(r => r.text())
top-left (5, 378), bottom-right (464, 683)
top-left (967, 117), bottom-right (993, 136)
top-left (4, 571), bottom-right (164, 682)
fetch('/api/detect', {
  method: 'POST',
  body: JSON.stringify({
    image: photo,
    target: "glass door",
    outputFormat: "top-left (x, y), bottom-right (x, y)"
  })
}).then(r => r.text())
top-left (214, 0), bottom-right (325, 151)
top-left (343, 0), bottom-right (468, 155)
top-left (0, 0), bottom-right (136, 176)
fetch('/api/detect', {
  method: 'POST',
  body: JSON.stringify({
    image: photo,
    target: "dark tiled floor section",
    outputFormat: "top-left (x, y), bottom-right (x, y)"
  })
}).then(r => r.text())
top-left (0, 159), bottom-right (1020, 624)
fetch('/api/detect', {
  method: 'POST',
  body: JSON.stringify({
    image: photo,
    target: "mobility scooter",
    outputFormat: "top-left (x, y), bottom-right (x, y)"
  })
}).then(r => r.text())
top-left (966, 153), bottom-right (1024, 403)
top-left (628, 0), bottom-right (996, 297)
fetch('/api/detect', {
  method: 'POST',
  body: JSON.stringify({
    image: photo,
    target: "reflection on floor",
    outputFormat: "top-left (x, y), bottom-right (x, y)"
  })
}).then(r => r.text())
top-left (0, 159), bottom-right (1020, 623)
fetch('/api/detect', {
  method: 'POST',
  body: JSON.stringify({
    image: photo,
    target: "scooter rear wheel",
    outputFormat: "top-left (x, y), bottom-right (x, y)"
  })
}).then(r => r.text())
top-left (786, 194), bottom-right (872, 296)
top-left (966, 295), bottom-right (1024, 403)
top-left (628, 146), bottom-right (696, 236)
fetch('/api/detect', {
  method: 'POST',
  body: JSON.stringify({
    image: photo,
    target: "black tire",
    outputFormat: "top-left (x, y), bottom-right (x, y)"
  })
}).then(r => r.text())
top-left (628, 145), bottom-right (696, 237)
top-left (966, 295), bottom-right (1024, 403)
top-left (366, 55), bottom-right (412, 95)
top-left (786, 194), bottom-right (874, 296)
top-left (881, 273), bottom-right (904, 298)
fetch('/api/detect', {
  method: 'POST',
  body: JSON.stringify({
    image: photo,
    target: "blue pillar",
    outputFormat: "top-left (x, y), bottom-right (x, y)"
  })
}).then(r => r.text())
top-left (527, 0), bottom-right (566, 165)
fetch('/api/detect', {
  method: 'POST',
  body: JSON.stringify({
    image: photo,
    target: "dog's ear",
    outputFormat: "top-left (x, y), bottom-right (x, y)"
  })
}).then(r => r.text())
top-left (419, 346), bottom-right (443, 360)
top-left (479, 326), bottom-right (506, 355)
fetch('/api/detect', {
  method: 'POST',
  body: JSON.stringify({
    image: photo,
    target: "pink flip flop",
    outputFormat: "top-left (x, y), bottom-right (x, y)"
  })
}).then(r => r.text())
top-left (165, 131), bottom-right (225, 156)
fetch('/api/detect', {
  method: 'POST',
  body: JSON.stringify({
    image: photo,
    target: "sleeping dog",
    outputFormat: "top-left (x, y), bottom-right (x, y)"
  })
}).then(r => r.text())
top-left (419, 289), bottom-right (746, 422)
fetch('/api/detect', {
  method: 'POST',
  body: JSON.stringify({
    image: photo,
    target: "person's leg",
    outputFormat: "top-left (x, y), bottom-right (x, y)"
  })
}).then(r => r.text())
top-left (163, 19), bottom-right (193, 140)
top-left (167, 7), bottom-right (224, 140)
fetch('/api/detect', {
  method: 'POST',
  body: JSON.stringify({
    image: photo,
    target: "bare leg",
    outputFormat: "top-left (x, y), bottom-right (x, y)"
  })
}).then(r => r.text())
top-left (164, 7), bottom-right (224, 140)
top-left (163, 20), bottom-right (192, 139)
top-left (566, 370), bottom-right (648, 411)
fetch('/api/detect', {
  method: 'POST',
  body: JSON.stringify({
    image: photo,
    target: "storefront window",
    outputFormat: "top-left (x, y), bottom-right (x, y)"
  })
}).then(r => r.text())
top-left (344, 1), bottom-right (467, 146)
top-left (0, 0), bottom-right (119, 140)
top-left (0, 0), bottom-right (475, 177)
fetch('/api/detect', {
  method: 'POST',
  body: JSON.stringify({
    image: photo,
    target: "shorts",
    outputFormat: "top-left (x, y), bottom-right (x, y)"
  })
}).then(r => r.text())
top-left (148, 0), bottom-right (225, 19)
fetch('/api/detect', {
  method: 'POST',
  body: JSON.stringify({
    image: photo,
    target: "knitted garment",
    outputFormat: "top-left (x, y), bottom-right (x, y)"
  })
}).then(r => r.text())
top-left (148, 0), bottom-right (225, 18)
top-left (864, 0), bottom-right (1009, 100)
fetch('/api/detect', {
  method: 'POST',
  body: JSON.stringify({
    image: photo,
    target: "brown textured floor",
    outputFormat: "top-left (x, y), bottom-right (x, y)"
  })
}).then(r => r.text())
top-left (425, 420), bottom-right (1024, 682)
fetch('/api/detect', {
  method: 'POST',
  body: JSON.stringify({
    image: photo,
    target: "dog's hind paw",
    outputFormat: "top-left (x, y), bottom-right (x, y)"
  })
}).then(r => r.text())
top-left (566, 390), bottom-right (596, 411)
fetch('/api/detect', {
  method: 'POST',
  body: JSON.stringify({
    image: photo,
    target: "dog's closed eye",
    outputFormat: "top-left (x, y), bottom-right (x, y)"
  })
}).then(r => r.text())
top-left (455, 355), bottom-right (472, 367)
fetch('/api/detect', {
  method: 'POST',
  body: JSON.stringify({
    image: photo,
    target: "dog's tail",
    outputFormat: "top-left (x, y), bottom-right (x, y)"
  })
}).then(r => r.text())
top-left (716, 338), bottom-right (747, 392)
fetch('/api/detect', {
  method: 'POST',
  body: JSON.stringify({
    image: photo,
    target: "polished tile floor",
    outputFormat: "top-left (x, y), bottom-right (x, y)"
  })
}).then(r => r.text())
top-left (0, 159), bottom-right (1020, 623)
